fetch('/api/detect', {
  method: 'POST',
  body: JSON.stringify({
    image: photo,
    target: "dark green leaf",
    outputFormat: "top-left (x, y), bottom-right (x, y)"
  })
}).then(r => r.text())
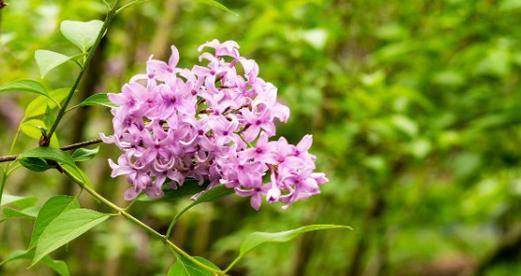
top-left (19, 157), bottom-right (51, 172)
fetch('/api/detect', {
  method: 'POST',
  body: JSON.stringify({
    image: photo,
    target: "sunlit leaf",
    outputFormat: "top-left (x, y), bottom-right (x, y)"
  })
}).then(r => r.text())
top-left (60, 20), bottom-right (104, 52)
top-left (35, 50), bottom-right (73, 78)
top-left (32, 208), bottom-right (110, 265)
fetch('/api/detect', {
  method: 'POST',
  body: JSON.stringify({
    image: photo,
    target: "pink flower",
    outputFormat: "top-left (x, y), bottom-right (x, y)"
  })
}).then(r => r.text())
top-left (102, 40), bottom-right (327, 209)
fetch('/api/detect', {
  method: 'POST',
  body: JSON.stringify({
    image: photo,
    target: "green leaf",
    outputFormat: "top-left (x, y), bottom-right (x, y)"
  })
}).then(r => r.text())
top-left (1, 194), bottom-right (37, 207)
top-left (19, 119), bottom-right (60, 147)
top-left (0, 249), bottom-right (70, 276)
top-left (169, 185), bottom-right (233, 226)
top-left (61, 163), bottom-right (92, 187)
top-left (19, 157), bottom-right (51, 172)
top-left (230, 224), bottom-right (351, 269)
top-left (194, 184), bottom-right (233, 204)
top-left (3, 206), bottom-right (40, 219)
top-left (34, 50), bottom-right (73, 78)
top-left (0, 79), bottom-right (47, 97)
top-left (0, 249), bottom-right (34, 266)
top-left (137, 180), bottom-right (207, 202)
top-left (19, 147), bottom-right (75, 167)
top-left (168, 255), bottom-right (220, 276)
top-left (29, 195), bottom-right (80, 249)
top-left (25, 88), bottom-right (68, 119)
top-left (41, 257), bottom-right (70, 276)
top-left (71, 147), bottom-right (99, 162)
top-left (60, 20), bottom-right (104, 52)
top-left (196, 0), bottom-right (238, 16)
top-left (32, 208), bottom-right (110, 265)
top-left (76, 93), bottom-right (116, 108)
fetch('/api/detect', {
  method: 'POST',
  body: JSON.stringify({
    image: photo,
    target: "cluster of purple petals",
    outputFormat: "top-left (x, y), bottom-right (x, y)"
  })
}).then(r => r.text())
top-left (101, 40), bottom-right (328, 209)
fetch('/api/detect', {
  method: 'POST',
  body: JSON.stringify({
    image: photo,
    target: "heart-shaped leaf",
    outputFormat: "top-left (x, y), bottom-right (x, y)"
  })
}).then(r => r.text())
top-left (32, 208), bottom-right (110, 265)
top-left (29, 195), bottom-right (80, 249)
top-left (60, 20), bottom-right (104, 52)
top-left (35, 50), bottom-right (72, 78)
top-left (168, 255), bottom-right (220, 276)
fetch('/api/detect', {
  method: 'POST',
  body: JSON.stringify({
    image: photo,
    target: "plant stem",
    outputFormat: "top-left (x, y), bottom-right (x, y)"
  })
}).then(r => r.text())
top-left (43, 0), bottom-right (121, 146)
top-left (75, 177), bottom-right (224, 275)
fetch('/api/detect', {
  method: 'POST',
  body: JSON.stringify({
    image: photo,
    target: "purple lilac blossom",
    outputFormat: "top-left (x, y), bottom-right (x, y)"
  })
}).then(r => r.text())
top-left (101, 39), bottom-right (328, 209)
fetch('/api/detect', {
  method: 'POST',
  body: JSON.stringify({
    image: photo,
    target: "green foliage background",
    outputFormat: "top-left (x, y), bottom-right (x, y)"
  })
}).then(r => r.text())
top-left (2, 0), bottom-right (521, 275)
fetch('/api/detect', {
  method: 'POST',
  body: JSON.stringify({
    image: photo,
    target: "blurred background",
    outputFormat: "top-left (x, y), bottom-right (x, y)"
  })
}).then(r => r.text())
top-left (1, 0), bottom-right (521, 275)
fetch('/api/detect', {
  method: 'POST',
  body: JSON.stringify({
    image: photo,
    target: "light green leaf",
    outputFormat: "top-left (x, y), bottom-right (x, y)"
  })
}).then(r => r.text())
top-left (229, 224), bottom-right (351, 269)
top-left (35, 50), bottom-right (73, 78)
top-left (0, 79), bottom-right (47, 97)
top-left (60, 20), bottom-right (104, 52)
top-left (32, 208), bottom-right (110, 265)
top-left (19, 119), bottom-right (60, 147)
top-left (41, 257), bottom-right (70, 276)
top-left (29, 195), bottom-right (80, 249)
top-left (61, 163), bottom-right (92, 187)
top-left (25, 88), bottom-right (68, 119)
top-left (168, 255), bottom-right (220, 276)
top-left (196, 0), bottom-right (238, 16)
top-left (0, 194), bottom-right (37, 208)
top-left (71, 147), bottom-right (99, 162)
top-left (3, 206), bottom-right (40, 219)
top-left (0, 249), bottom-right (33, 266)
top-left (0, 249), bottom-right (70, 276)
top-left (76, 93), bottom-right (116, 109)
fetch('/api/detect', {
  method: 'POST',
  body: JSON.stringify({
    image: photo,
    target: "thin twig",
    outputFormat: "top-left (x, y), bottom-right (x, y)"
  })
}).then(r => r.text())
top-left (0, 138), bottom-right (103, 163)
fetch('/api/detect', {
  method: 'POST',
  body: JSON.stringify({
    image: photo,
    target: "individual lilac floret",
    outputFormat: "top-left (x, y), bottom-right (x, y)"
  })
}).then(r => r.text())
top-left (102, 39), bottom-right (328, 209)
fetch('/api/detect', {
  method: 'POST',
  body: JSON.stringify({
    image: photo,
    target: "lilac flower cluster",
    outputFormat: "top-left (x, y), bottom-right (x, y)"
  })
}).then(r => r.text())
top-left (102, 40), bottom-right (327, 209)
